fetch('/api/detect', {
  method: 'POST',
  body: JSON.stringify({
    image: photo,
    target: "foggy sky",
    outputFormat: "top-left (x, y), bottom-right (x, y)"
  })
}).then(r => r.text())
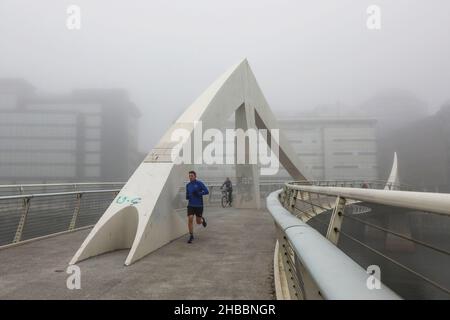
top-left (1, 0), bottom-right (450, 151)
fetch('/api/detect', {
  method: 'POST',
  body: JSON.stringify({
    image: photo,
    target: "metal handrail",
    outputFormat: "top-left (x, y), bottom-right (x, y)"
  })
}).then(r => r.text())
top-left (0, 180), bottom-right (281, 248)
top-left (0, 182), bottom-right (125, 189)
top-left (288, 179), bottom-right (416, 190)
top-left (267, 190), bottom-right (401, 300)
top-left (277, 181), bottom-right (450, 299)
top-left (0, 189), bottom-right (121, 201)
top-left (285, 183), bottom-right (450, 216)
top-left (0, 187), bottom-right (121, 248)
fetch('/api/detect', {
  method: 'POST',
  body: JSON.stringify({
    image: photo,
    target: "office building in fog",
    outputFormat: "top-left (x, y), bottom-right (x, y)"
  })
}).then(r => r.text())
top-left (276, 117), bottom-right (379, 181)
top-left (195, 114), bottom-right (379, 183)
top-left (0, 79), bottom-right (142, 183)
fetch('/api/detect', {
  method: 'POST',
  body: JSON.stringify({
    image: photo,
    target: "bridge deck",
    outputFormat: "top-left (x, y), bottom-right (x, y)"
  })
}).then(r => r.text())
top-left (0, 207), bottom-right (276, 299)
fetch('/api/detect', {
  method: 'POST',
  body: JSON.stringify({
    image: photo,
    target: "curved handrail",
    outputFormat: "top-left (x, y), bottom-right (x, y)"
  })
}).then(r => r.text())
top-left (284, 183), bottom-right (450, 216)
top-left (279, 181), bottom-right (450, 298)
top-left (267, 190), bottom-right (401, 300)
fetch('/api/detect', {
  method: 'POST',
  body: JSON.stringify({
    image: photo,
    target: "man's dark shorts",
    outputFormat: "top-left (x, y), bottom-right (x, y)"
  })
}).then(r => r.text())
top-left (187, 206), bottom-right (203, 217)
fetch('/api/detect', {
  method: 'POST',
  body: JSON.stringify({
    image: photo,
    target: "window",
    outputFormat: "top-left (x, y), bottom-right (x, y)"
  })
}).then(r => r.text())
top-left (85, 128), bottom-right (101, 139)
top-left (358, 152), bottom-right (376, 155)
top-left (84, 166), bottom-right (100, 177)
top-left (333, 152), bottom-right (353, 155)
top-left (333, 165), bottom-right (359, 169)
top-left (85, 153), bottom-right (101, 164)
top-left (85, 141), bottom-right (101, 152)
top-left (85, 116), bottom-right (102, 127)
top-left (333, 138), bottom-right (375, 142)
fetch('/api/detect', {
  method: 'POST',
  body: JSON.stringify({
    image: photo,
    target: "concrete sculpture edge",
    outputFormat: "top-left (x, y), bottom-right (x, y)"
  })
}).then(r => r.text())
top-left (385, 152), bottom-right (399, 190)
top-left (70, 58), bottom-right (311, 266)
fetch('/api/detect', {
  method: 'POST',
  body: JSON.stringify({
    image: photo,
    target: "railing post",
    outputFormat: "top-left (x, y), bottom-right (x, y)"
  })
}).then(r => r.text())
top-left (326, 196), bottom-right (346, 245)
top-left (281, 186), bottom-right (289, 207)
top-left (293, 256), bottom-right (306, 299)
top-left (315, 192), bottom-right (322, 211)
top-left (299, 190), bottom-right (304, 201)
top-left (309, 193), bottom-right (317, 215)
top-left (279, 235), bottom-right (300, 299)
top-left (327, 196), bottom-right (333, 210)
top-left (69, 193), bottom-right (82, 231)
top-left (301, 190), bottom-right (307, 201)
top-left (289, 190), bottom-right (297, 212)
top-left (13, 197), bottom-right (31, 243)
top-left (209, 186), bottom-right (213, 204)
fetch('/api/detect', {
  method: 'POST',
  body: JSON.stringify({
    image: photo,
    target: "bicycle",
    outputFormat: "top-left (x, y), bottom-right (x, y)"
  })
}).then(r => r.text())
top-left (221, 188), bottom-right (232, 208)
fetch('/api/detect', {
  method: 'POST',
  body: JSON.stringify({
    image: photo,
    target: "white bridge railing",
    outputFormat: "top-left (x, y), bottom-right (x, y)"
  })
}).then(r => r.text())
top-left (0, 187), bottom-right (123, 248)
top-left (0, 180), bottom-right (284, 248)
top-left (269, 180), bottom-right (450, 300)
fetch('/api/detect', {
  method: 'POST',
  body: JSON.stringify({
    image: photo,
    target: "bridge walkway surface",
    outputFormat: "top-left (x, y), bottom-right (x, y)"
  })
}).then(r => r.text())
top-left (0, 207), bottom-right (276, 299)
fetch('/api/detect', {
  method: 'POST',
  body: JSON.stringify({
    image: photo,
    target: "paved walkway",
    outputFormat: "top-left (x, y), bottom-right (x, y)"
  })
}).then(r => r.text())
top-left (0, 207), bottom-right (276, 299)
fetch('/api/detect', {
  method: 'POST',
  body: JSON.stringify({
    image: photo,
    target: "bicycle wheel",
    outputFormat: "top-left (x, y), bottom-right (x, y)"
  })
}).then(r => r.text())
top-left (221, 195), bottom-right (228, 208)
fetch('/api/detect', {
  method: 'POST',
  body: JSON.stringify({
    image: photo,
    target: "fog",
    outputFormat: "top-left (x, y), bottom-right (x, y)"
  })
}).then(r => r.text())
top-left (1, 0), bottom-right (450, 188)
top-left (1, 2), bottom-right (449, 298)
top-left (1, 0), bottom-right (450, 151)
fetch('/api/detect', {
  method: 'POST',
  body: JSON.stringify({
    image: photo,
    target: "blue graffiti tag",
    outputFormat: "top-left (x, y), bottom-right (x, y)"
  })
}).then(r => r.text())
top-left (115, 195), bottom-right (142, 206)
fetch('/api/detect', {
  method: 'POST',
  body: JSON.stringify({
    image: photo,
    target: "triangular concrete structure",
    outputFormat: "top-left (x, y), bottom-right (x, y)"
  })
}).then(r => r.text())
top-left (70, 59), bottom-right (311, 266)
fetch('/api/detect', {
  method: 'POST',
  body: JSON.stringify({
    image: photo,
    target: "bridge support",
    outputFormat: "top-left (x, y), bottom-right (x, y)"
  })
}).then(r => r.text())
top-left (235, 104), bottom-right (260, 209)
top-left (70, 59), bottom-right (310, 266)
top-left (326, 196), bottom-right (346, 245)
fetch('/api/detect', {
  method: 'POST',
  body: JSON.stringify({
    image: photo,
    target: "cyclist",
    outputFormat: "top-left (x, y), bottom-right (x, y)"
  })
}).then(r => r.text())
top-left (221, 177), bottom-right (233, 205)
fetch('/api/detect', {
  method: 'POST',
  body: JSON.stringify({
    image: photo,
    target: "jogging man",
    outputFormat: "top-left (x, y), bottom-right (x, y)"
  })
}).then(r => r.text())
top-left (186, 170), bottom-right (209, 243)
top-left (221, 177), bottom-right (233, 205)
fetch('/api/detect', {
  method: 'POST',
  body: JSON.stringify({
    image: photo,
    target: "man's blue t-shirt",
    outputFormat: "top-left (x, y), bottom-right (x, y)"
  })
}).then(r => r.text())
top-left (186, 179), bottom-right (209, 207)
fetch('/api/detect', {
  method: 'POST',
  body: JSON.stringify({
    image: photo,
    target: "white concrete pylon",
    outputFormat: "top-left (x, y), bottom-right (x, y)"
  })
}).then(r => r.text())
top-left (385, 152), bottom-right (399, 190)
top-left (70, 59), bottom-right (311, 266)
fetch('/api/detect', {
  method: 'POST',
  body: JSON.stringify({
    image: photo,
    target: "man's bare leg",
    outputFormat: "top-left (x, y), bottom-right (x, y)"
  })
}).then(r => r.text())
top-left (188, 215), bottom-right (194, 234)
top-left (188, 215), bottom-right (195, 243)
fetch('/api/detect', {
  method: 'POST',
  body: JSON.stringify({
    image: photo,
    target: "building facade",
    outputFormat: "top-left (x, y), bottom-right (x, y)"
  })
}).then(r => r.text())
top-left (276, 118), bottom-right (378, 181)
top-left (194, 116), bottom-right (379, 184)
top-left (0, 79), bottom-right (142, 184)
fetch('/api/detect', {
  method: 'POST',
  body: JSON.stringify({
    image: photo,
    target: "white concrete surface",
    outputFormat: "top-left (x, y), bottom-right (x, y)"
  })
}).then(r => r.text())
top-left (70, 59), bottom-right (311, 266)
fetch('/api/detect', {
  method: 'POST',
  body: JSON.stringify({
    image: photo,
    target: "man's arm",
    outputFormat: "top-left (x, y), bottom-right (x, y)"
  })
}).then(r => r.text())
top-left (200, 181), bottom-right (209, 195)
top-left (186, 185), bottom-right (189, 200)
